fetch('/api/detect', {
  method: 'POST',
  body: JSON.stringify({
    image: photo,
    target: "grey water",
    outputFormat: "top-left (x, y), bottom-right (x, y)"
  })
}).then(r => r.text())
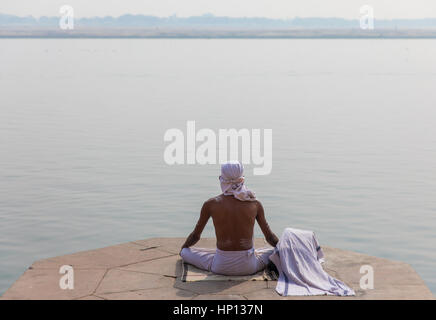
top-left (0, 39), bottom-right (435, 295)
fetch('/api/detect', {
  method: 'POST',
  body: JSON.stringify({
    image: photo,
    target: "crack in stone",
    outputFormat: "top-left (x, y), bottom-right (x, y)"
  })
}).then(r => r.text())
top-left (73, 294), bottom-right (91, 300)
top-left (140, 246), bottom-right (159, 251)
top-left (114, 253), bottom-right (176, 269)
top-left (120, 241), bottom-right (181, 255)
top-left (112, 268), bottom-right (180, 279)
top-left (29, 266), bottom-right (107, 270)
top-left (95, 285), bottom-right (173, 296)
top-left (92, 269), bottom-right (109, 296)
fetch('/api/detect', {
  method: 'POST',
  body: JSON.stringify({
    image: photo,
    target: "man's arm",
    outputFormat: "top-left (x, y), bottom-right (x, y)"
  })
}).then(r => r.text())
top-left (181, 200), bottom-right (211, 250)
top-left (255, 201), bottom-right (279, 247)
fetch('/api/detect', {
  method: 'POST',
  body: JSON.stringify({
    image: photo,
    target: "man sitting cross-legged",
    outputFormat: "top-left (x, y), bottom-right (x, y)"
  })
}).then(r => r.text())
top-left (180, 161), bottom-right (279, 276)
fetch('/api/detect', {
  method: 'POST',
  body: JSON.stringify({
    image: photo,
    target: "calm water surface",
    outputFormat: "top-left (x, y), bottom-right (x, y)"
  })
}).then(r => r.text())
top-left (1, 39), bottom-right (435, 295)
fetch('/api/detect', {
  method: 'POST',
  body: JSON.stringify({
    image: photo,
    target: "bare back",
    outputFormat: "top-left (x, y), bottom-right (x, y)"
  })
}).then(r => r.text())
top-left (181, 194), bottom-right (279, 252)
top-left (210, 195), bottom-right (258, 251)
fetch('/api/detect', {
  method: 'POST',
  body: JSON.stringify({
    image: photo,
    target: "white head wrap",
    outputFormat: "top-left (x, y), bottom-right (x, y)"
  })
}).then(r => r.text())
top-left (219, 161), bottom-right (256, 201)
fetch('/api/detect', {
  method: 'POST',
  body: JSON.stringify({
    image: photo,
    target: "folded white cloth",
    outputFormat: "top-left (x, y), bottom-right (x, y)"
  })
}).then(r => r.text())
top-left (220, 161), bottom-right (256, 201)
top-left (269, 228), bottom-right (355, 296)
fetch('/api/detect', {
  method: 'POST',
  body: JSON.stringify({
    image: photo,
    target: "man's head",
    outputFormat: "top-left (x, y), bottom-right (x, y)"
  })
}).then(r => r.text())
top-left (220, 160), bottom-right (244, 183)
top-left (219, 161), bottom-right (256, 201)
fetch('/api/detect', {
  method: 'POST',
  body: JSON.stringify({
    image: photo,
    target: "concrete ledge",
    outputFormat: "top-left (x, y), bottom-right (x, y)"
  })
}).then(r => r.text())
top-left (1, 238), bottom-right (434, 300)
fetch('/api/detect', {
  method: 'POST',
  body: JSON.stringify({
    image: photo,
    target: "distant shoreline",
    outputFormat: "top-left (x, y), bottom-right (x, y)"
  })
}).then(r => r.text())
top-left (2, 28), bottom-right (436, 39)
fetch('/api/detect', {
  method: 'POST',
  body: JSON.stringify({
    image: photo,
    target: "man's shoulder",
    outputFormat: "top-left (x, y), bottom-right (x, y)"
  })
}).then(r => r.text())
top-left (253, 199), bottom-right (263, 206)
top-left (204, 195), bottom-right (222, 206)
top-left (204, 196), bottom-right (262, 206)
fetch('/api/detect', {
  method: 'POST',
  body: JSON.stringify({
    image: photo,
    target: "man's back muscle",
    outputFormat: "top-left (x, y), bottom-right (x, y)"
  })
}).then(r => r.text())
top-left (209, 195), bottom-right (258, 251)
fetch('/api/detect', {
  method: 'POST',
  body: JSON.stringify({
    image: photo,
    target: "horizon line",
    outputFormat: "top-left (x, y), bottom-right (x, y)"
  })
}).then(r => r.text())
top-left (2, 12), bottom-right (436, 21)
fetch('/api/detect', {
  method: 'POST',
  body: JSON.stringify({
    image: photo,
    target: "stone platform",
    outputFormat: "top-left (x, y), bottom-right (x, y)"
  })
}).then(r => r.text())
top-left (1, 238), bottom-right (434, 300)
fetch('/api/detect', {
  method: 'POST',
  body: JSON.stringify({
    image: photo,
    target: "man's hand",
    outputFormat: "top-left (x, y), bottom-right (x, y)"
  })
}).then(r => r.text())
top-left (181, 232), bottom-right (200, 251)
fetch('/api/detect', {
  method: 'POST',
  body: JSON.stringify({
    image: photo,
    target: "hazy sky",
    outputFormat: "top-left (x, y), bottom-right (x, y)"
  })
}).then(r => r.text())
top-left (2, 0), bottom-right (436, 19)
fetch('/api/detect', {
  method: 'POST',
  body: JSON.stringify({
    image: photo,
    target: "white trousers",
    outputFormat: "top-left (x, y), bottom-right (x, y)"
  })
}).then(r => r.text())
top-left (180, 246), bottom-right (274, 276)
